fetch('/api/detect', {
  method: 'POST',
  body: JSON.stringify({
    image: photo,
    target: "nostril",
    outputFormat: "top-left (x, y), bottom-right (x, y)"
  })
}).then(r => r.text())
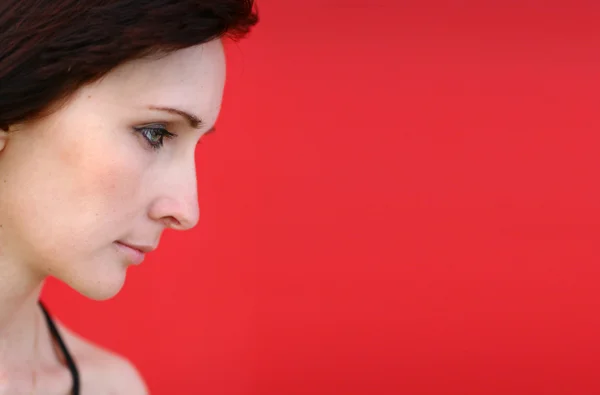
top-left (162, 216), bottom-right (181, 229)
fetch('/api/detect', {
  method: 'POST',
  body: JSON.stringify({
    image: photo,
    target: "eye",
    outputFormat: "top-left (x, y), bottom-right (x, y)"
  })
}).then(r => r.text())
top-left (134, 125), bottom-right (176, 151)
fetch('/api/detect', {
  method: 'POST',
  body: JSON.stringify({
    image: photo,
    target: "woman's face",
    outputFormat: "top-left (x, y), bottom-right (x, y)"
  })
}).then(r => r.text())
top-left (0, 40), bottom-right (226, 300)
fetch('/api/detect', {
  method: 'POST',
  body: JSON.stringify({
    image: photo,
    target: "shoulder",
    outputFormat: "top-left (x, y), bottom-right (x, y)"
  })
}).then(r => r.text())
top-left (55, 321), bottom-right (150, 395)
top-left (97, 352), bottom-right (149, 395)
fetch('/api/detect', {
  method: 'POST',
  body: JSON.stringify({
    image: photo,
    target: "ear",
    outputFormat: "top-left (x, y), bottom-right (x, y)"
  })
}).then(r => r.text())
top-left (0, 127), bottom-right (8, 152)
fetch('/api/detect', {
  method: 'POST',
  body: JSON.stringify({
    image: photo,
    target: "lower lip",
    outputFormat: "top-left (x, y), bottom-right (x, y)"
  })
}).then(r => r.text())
top-left (114, 242), bottom-right (145, 265)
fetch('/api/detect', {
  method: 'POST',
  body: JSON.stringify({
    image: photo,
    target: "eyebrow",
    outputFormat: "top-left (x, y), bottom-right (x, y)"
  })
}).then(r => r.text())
top-left (148, 106), bottom-right (214, 132)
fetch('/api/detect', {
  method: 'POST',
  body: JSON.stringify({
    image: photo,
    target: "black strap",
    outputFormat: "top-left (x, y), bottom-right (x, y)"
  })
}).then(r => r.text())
top-left (38, 301), bottom-right (80, 395)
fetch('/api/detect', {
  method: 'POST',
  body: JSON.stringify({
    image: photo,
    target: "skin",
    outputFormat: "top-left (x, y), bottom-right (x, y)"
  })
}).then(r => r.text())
top-left (0, 39), bottom-right (226, 394)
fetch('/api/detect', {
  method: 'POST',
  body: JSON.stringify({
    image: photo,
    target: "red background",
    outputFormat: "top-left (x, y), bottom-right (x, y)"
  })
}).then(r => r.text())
top-left (42, 1), bottom-right (600, 394)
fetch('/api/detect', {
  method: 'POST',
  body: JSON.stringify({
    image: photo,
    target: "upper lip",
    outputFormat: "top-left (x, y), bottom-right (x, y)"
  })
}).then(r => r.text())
top-left (117, 241), bottom-right (156, 253)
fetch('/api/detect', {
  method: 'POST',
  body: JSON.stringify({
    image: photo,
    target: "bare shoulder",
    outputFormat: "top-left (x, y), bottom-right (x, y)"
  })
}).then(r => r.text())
top-left (54, 321), bottom-right (149, 395)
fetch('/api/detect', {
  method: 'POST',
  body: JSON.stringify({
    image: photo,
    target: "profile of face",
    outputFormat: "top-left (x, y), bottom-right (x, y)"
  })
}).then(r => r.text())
top-left (0, 39), bottom-right (226, 300)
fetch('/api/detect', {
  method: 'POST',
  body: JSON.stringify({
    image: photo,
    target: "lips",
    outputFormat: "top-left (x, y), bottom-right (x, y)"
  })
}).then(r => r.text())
top-left (114, 241), bottom-right (154, 265)
top-left (119, 242), bottom-right (156, 253)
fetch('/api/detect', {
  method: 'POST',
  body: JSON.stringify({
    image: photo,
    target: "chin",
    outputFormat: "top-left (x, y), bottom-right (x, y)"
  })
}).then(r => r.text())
top-left (76, 278), bottom-right (127, 301)
top-left (59, 260), bottom-right (129, 301)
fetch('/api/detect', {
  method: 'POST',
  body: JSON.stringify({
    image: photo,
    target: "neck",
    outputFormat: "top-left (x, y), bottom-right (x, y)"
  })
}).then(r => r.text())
top-left (0, 251), bottom-right (46, 365)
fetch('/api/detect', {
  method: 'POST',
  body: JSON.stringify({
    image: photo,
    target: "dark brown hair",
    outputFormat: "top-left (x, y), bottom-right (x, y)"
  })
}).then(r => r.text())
top-left (0, 0), bottom-right (259, 130)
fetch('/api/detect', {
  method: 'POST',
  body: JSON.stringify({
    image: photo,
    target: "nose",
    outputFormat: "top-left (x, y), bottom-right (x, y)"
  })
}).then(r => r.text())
top-left (148, 160), bottom-right (200, 231)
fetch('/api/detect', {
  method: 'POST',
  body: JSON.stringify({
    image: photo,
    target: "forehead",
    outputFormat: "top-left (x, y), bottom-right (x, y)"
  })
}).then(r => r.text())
top-left (85, 40), bottom-right (226, 123)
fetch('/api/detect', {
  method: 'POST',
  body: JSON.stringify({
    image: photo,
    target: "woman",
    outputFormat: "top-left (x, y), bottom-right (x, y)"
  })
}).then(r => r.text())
top-left (0, 0), bottom-right (258, 393)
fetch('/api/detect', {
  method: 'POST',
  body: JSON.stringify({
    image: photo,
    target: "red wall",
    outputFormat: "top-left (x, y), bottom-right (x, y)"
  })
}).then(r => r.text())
top-left (43, 1), bottom-right (600, 394)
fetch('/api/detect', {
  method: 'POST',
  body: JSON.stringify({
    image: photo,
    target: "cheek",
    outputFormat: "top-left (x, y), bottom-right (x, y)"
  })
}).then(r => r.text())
top-left (83, 163), bottom-right (137, 203)
top-left (0, 108), bottom-right (152, 265)
top-left (71, 150), bottom-right (143, 213)
top-left (50, 129), bottom-right (148, 235)
top-left (0, 140), bottom-right (142, 262)
top-left (59, 129), bottom-right (141, 201)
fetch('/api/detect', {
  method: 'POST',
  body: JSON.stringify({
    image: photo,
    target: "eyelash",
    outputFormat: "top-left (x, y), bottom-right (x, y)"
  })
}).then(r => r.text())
top-left (134, 125), bottom-right (176, 151)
